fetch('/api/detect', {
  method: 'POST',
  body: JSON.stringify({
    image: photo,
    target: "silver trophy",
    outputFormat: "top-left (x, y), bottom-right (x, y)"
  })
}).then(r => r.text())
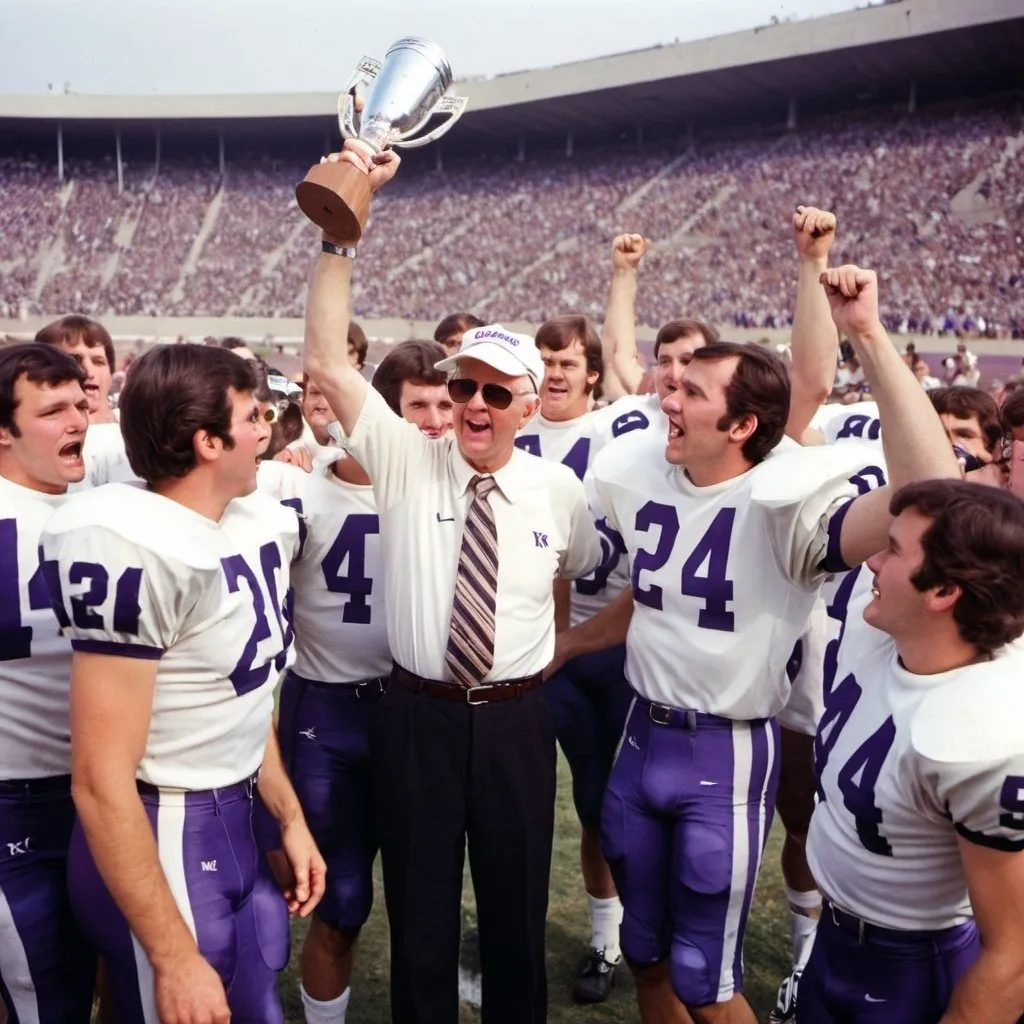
top-left (296, 38), bottom-right (468, 240)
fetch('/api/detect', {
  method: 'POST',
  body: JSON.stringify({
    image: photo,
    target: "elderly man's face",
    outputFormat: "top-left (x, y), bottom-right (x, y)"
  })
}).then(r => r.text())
top-left (448, 357), bottom-right (538, 473)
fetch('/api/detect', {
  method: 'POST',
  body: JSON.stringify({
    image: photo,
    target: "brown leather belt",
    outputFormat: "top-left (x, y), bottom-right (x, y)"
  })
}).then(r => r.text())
top-left (391, 663), bottom-right (542, 705)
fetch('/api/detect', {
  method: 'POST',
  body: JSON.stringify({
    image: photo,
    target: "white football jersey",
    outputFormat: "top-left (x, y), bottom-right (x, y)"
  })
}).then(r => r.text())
top-left (593, 435), bottom-right (871, 718)
top-left (80, 421), bottom-right (139, 486)
top-left (516, 398), bottom-right (663, 625)
top-left (257, 456), bottom-right (389, 683)
top-left (0, 478), bottom-right (76, 778)
top-left (807, 592), bottom-right (1024, 930)
top-left (41, 482), bottom-right (298, 791)
top-left (823, 402), bottom-right (882, 446)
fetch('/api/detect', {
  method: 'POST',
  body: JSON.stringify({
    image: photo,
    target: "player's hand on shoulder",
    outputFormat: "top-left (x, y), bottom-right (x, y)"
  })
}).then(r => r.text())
top-left (819, 265), bottom-right (881, 338)
top-left (153, 950), bottom-right (231, 1024)
top-left (273, 445), bottom-right (314, 473)
top-left (272, 819), bottom-right (327, 917)
top-left (611, 233), bottom-right (649, 271)
top-left (793, 205), bottom-right (837, 262)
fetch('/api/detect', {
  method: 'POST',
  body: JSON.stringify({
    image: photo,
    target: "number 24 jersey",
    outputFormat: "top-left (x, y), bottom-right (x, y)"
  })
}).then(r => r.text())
top-left (41, 482), bottom-right (298, 791)
top-left (807, 591), bottom-right (1024, 931)
top-left (592, 435), bottom-right (868, 719)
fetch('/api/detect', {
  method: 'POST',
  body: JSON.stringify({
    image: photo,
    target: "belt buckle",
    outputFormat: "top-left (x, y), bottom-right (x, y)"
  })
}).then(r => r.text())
top-left (648, 702), bottom-right (672, 726)
top-left (465, 686), bottom-right (490, 706)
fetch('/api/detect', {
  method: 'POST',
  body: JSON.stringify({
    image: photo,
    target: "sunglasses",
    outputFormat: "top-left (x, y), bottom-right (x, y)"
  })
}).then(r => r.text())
top-left (447, 378), bottom-right (532, 411)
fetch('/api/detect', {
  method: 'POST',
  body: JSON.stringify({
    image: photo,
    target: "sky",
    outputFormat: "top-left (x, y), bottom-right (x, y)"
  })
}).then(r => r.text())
top-left (0, 0), bottom-right (865, 95)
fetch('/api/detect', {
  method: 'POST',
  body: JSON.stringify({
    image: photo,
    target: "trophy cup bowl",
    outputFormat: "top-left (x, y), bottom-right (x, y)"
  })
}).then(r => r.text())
top-left (296, 37), bottom-right (468, 240)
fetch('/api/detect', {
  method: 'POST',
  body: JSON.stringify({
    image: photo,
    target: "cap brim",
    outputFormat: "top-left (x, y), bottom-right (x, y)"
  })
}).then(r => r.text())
top-left (434, 341), bottom-right (536, 382)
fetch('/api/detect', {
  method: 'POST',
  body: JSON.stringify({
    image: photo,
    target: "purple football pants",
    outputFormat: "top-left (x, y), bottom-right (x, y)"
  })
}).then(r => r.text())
top-left (799, 904), bottom-right (980, 1023)
top-left (67, 776), bottom-right (290, 1024)
top-left (0, 775), bottom-right (95, 1023)
top-left (601, 698), bottom-right (779, 1007)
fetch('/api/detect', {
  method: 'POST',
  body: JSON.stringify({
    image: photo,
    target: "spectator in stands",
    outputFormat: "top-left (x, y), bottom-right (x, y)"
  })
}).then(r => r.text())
top-left (35, 314), bottom-right (117, 425)
top-left (433, 313), bottom-right (485, 358)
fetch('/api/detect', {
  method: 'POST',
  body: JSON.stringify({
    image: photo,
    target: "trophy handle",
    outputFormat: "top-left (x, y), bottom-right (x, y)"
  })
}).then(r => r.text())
top-left (393, 95), bottom-right (469, 149)
top-left (337, 56), bottom-right (382, 141)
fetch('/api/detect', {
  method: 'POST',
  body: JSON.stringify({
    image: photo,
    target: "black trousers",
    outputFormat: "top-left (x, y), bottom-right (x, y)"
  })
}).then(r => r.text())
top-left (369, 677), bottom-right (557, 1024)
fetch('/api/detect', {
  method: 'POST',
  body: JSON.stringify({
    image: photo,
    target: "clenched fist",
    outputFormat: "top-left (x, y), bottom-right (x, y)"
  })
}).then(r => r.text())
top-left (820, 265), bottom-right (882, 339)
top-left (612, 233), bottom-right (650, 271)
top-left (793, 206), bottom-right (837, 263)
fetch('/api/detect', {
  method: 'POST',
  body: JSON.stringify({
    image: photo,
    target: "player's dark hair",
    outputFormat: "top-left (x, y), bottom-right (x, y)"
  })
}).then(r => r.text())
top-left (371, 339), bottom-right (448, 416)
top-left (1002, 387), bottom-right (1024, 431)
top-left (119, 344), bottom-right (258, 484)
top-left (35, 314), bottom-right (116, 377)
top-left (347, 320), bottom-right (369, 368)
top-left (689, 341), bottom-right (790, 464)
top-left (219, 336), bottom-right (249, 351)
top-left (0, 343), bottom-right (86, 437)
top-left (535, 315), bottom-right (603, 391)
top-left (890, 480), bottom-right (1024, 652)
top-left (434, 312), bottom-right (485, 345)
top-left (927, 386), bottom-right (1003, 455)
top-left (654, 319), bottom-right (719, 360)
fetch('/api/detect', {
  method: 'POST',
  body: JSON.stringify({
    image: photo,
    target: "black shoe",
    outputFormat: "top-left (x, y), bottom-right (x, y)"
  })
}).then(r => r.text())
top-left (767, 967), bottom-right (802, 1023)
top-left (571, 947), bottom-right (618, 1004)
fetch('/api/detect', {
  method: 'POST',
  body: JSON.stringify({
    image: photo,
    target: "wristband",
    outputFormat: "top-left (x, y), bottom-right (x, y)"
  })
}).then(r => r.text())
top-left (322, 241), bottom-right (357, 259)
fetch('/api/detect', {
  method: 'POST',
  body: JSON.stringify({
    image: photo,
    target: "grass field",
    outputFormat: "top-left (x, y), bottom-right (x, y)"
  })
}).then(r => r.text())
top-left (277, 751), bottom-right (793, 1023)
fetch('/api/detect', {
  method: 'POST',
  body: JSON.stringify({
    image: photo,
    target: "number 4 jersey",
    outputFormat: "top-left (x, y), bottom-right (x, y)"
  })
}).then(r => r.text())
top-left (0, 478), bottom-right (75, 778)
top-left (808, 591), bottom-right (1024, 931)
top-left (41, 482), bottom-right (298, 791)
top-left (592, 433), bottom-right (871, 719)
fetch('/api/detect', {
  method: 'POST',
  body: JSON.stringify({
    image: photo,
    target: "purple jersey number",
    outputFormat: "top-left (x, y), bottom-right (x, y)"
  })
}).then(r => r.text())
top-left (514, 434), bottom-right (591, 482)
top-left (321, 513), bottom-right (380, 624)
top-left (0, 519), bottom-right (54, 660)
top-left (222, 540), bottom-right (290, 697)
top-left (575, 518), bottom-right (627, 597)
top-left (631, 502), bottom-right (736, 632)
top-left (815, 671), bottom-right (896, 857)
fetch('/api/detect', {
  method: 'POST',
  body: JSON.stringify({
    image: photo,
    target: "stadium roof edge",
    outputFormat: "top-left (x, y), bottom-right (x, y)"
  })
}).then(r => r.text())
top-left (0, 0), bottom-right (1018, 122)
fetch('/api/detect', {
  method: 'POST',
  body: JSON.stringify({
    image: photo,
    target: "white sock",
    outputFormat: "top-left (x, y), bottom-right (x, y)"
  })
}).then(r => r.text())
top-left (587, 894), bottom-right (623, 963)
top-left (301, 984), bottom-right (351, 1024)
top-left (786, 886), bottom-right (822, 970)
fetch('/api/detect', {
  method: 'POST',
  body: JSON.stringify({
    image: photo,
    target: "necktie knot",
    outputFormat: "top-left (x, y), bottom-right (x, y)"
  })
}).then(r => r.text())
top-left (470, 475), bottom-right (497, 500)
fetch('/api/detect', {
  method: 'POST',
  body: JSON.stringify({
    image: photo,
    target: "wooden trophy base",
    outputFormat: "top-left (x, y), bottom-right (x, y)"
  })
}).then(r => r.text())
top-left (295, 160), bottom-right (372, 241)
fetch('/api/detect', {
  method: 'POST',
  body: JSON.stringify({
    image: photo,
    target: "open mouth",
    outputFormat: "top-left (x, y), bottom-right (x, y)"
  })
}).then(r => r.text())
top-left (545, 385), bottom-right (568, 397)
top-left (59, 441), bottom-right (83, 459)
top-left (465, 420), bottom-right (490, 437)
top-left (668, 420), bottom-right (684, 440)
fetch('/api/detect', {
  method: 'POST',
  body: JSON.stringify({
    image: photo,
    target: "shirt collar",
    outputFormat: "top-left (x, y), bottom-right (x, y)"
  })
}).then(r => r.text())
top-left (449, 443), bottom-right (525, 504)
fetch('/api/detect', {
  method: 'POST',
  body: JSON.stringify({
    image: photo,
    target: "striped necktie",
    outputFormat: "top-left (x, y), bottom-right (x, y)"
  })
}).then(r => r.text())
top-left (445, 474), bottom-right (499, 688)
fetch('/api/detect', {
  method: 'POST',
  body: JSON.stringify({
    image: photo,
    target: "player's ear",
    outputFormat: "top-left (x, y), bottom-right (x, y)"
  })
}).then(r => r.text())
top-left (926, 582), bottom-right (962, 615)
top-left (192, 428), bottom-right (221, 465)
top-left (728, 413), bottom-right (758, 447)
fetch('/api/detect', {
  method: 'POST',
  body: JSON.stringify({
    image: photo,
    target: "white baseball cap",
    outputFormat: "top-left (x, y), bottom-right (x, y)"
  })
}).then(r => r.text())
top-left (434, 324), bottom-right (544, 387)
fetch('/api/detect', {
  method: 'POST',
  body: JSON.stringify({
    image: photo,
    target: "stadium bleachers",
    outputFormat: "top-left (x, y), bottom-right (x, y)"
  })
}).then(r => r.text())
top-left (1, 97), bottom-right (1022, 335)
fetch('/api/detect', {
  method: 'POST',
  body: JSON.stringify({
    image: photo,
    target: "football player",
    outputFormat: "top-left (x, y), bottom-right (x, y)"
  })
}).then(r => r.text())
top-left (551, 266), bottom-right (959, 1023)
top-left (41, 344), bottom-right (325, 1024)
top-left (803, 481), bottom-right (1024, 1023)
top-left (257, 339), bottom-right (451, 1024)
top-left (0, 343), bottom-right (95, 1022)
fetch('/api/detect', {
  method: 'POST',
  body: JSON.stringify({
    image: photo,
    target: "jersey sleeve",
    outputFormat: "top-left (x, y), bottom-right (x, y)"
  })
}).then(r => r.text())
top-left (751, 444), bottom-right (888, 588)
top-left (914, 663), bottom-right (1024, 853)
top-left (558, 472), bottom-right (602, 580)
top-left (341, 385), bottom-right (436, 511)
top-left (41, 525), bottom-right (208, 660)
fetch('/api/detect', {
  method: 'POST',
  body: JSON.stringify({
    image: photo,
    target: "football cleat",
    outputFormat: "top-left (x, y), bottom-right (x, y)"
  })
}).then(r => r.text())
top-left (571, 947), bottom-right (619, 1004)
top-left (768, 967), bottom-right (802, 1023)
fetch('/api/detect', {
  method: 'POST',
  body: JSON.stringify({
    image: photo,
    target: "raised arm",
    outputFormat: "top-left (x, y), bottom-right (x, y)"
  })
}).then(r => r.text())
top-left (786, 206), bottom-right (839, 442)
top-left (825, 267), bottom-right (960, 567)
top-left (601, 234), bottom-right (650, 400)
top-left (71, 653), bottom-right (232, 1024)
top-left (303, 145), bottom-right (400, 436)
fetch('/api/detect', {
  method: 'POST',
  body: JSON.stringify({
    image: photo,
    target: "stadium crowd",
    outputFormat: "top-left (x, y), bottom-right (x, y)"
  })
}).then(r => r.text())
top-left (4, 93), bottom-right (1024, 1024)
top-left (1, 97), bottom-right (1022, 334)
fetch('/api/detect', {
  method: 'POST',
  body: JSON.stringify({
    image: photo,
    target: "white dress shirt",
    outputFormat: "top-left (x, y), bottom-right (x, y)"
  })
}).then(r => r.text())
top-left (343, 387), bottom-right (601, 682)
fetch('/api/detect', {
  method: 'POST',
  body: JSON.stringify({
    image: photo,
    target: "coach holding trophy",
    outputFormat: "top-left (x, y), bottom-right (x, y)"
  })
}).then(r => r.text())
top-left (300, 56), bottom-right (601, 1024)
